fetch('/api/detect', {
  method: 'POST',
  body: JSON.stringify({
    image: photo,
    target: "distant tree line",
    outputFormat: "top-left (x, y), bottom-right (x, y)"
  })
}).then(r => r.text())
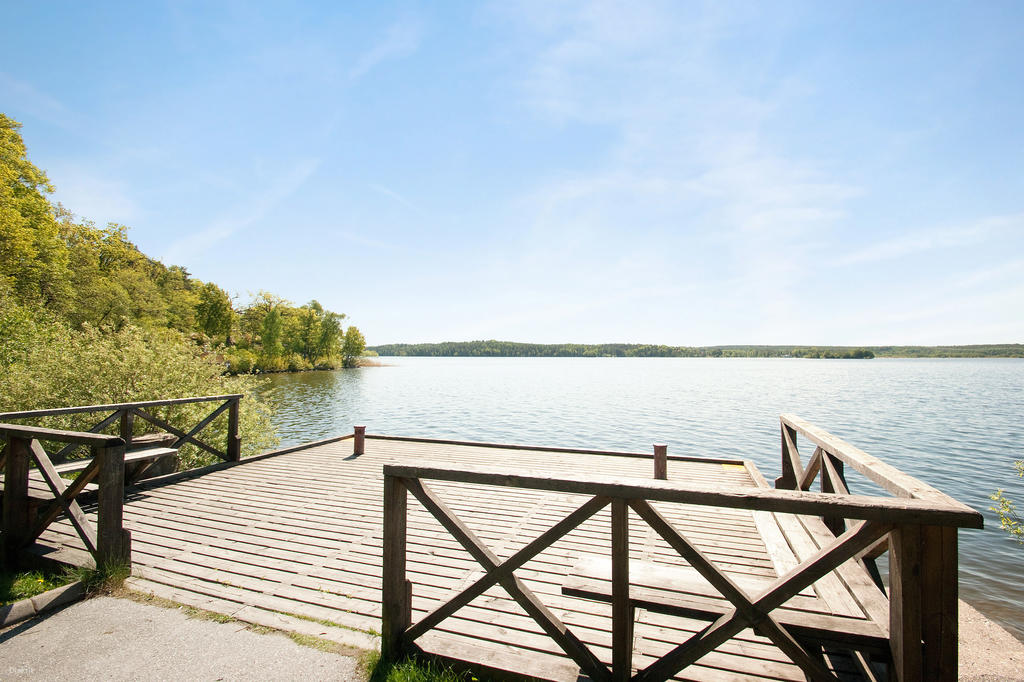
top-left (368, 341), bottom-right (1024, 359)
top-left (0, 113), bottom-right (365, 376)
top-left (369, 341), bottom-right (878, 359)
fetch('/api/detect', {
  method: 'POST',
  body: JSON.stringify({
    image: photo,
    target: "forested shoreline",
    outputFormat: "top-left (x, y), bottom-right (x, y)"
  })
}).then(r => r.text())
top-left (1, 112), bottom-right (367, 463)
top-left (1, 114), bottom-right (365, 377)
top-left (370, 341), bottom-right (1024, 359)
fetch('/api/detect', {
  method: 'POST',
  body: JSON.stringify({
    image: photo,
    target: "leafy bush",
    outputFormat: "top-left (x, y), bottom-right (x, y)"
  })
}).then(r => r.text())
top-left (0, 294), bottom-right (278, 469)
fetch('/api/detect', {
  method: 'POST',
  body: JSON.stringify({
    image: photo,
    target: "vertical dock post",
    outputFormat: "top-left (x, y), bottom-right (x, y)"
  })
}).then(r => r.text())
top-left (354, 425), bottom-right (365, 456)
top-left (653, 444), bottom-right (667, 480)
top-left (382, 473), bottom-right (410, 662)
top-left (611, 498), bottom-right (633, 680)
top-left (95, 440), bottom-right (131, 570)
top-left (119, 409), bottom-right (134, 452)
top-left (227, 397), bottom-right (241, 462)
top-left (2, 436), bottom-right (31, 566)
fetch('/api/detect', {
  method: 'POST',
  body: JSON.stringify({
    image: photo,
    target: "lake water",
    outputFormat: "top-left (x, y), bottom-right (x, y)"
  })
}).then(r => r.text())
top-left (256, 356), bottom-right (1024, 640)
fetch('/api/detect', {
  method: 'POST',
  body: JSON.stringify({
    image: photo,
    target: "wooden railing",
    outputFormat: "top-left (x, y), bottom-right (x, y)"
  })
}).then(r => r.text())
top-left (774, 414), bottom-right (978, 680)
top-left (381, 446), bottom-right (981, 681)
top-left (0, 394), bottom-right (243, 465)
top-left (0, 423), bottom-right (129, 569)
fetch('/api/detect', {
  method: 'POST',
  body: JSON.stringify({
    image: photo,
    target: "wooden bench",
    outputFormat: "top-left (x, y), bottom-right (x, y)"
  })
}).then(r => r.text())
top-left (563, 556), bottom-right (890, 657)
top-left (54, 444), bottom-right (178, 486)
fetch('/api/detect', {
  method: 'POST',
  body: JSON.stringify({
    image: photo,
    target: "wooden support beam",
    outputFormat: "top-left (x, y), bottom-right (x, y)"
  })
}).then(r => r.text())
top-left (921, 525), bottom-right (958, 681)
top-left (29, 440), bottom-right (97, 554)
top-left (2, 436), bottom-right (31, 566)
top-left (381, 474), bottom-right (409, 662)
top-left (776, 422), bottom-right (804, 489)
top-left (821, 453), bottom-right (848, 536)
top-left (119, 409), bottom-right (134, 452)
top-left (95, 442), bottom-right (130, 569)
top-left (611, 499), bottom-right (632, 681)
top-left (385, 464), bottom-right (983, 528)
top-left (405, 494), bottom-right (609, 641)
top-left (52, 410), bottom-right (121, 463)
top-left (227, 398), bottom-right (241, 461)
top-left (635, 520), bottom-right (891, 682)
top-left (889, 524), bottom-right (923, 681)
top-left (630, 499), bottom-right (842, 680)
top-left (798, 447), bottom-right (824, 491)
top-left (133, 408), bottom-right (225, 461)
top-left (404, 478), bottom-right (611, 681)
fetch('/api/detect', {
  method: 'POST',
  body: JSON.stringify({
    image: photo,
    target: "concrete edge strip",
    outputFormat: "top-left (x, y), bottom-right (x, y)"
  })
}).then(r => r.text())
top-left (0, 581), bottom-right (87, 628)
top-left (123, 577), bottom-right (380, 653)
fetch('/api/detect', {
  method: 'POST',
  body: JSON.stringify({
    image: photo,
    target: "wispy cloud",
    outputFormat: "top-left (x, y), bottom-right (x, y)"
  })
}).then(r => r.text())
top-left (48, 163), bottom-right (140, 225)
top-left (0, 72), bottom-right (78, 131)
top-left (833, 213), bottom-right (1024, 266)
top-left (349, 17), bottom-right (423, 81)
top-left (487, 1), bottom-right (861, 340)
top-left (162, 158), bottom-right (321, 264)
top-left (368, 183), bottom-right (421, 213)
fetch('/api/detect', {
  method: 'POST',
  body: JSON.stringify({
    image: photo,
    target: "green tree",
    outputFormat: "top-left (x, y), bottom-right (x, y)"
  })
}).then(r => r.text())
top-left (0, 296), bottom-right (277, 469)
top-left (195, 282), bottom-right (233, 344)
top-left (342, 326), bottom-right (366, 368)
top-left (0, 114), bottom-right (70, 309)
top-left (260, 306), bottom-right (284, 362)
top-left (294, 300), bottom-right (344, 366)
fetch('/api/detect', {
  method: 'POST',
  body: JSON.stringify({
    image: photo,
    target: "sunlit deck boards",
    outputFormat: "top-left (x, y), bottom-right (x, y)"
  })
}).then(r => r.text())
top-left (34, 436), bottom-right (876, 681)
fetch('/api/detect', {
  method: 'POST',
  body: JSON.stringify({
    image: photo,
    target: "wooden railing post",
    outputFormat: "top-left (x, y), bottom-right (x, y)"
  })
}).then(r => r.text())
top-left (775, 422), bottom-right (800, 489)
top-left (95, 440), bottom-right (131, 569)
top-left (2, 436), bottom-right (32, 566)
top-left (820, 454), bottom-right (847, 536)
top-left (382, 473), bottom-right (410, 662)
top-left (119, 408), bottom-right (134, 452)
top-left (611, 498), bottom-right (633, 681)
top-left (354, 425), bottom-right (366, 456)
top-left (889, 524), bottom-right (923, 681)
top-left (653, 444), bottom-right (667, 480)
top-left (226, 397), bottom-right (241, 461)
top-left (921, 525), bottom-right (958, 681)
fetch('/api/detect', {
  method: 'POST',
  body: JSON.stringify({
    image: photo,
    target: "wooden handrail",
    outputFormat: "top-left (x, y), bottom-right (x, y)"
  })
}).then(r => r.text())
top-left (780, 414), bottom-right (959, 504)
top-left (384, 417), bottom-right (981, 681)
top-left (0, 423), bottom-right (124, 446)
top-left (383, 463), bottom-right (983, 528)
top-left (0, 395), bottom-right (243, 464)
top-left (0, 394), bottom-right (244, 420)
top-left (2, 430), bottom-right (129, 570)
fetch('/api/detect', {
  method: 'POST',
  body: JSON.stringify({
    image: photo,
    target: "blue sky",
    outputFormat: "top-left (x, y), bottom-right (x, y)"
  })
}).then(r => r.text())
top-left (3, 1), bottom-right (1022, 345)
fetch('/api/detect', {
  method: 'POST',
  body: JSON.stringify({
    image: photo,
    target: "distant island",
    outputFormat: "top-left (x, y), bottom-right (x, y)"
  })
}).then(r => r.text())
top-left (368, 341), bottom-right (1024, 359)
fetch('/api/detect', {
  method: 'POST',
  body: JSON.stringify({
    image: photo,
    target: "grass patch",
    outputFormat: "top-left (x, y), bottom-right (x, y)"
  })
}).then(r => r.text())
top-left (67, 561), bottom-right (131, 596)
top-left (363, 650), bottom-right (482, 682)
top-left (0, 569), bottom-right (73, 605)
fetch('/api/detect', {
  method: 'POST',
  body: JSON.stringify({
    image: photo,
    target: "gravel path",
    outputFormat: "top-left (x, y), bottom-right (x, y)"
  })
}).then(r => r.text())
top-left (0, 596), bottom-right (362, 681)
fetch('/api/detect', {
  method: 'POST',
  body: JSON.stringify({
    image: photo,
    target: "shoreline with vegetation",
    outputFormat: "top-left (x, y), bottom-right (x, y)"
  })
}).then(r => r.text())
top-left (370, 341), bottom-right (1024, 359)
top-left (1, 112), bottom-right (372, 468)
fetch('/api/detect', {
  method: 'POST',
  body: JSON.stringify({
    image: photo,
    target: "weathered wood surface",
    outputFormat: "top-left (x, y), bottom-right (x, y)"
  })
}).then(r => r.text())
top-left (0, 394), bottom-right (243, 420)
top-left (384, 463), bottom-right (982, 528)
top-left (0, 423), bottom-right (123, 446)
top-left (30, 435), bottom-right (911, 680)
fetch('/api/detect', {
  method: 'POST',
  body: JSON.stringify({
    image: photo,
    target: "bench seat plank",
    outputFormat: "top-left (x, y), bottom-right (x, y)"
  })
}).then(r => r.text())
top-left (52, 447), bottom-right (178, 475)
top-left (563, 557), bottom-right (889, 654)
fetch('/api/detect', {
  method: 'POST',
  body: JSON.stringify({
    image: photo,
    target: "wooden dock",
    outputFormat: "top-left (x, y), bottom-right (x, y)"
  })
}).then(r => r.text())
top-left (1, 404), bottom-right (983, 681)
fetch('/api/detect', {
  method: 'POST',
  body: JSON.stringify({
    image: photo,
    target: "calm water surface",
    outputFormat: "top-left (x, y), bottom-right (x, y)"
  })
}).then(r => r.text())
top-left (256, 357), bottom-right (1024, 639)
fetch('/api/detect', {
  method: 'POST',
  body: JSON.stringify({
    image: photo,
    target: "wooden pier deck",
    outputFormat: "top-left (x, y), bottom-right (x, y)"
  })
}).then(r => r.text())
top-left (27, 434), bottom-right (891, 681)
